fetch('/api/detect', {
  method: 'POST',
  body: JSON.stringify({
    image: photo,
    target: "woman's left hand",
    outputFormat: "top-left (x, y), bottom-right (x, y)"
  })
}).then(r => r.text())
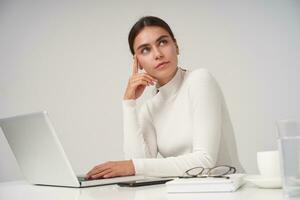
top-left (86, 160), bottom-right (135, 179)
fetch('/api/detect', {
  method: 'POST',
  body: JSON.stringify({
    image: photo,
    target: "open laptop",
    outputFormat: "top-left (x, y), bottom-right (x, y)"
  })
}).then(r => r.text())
top-left (0, 111), bottom-right (145, 187)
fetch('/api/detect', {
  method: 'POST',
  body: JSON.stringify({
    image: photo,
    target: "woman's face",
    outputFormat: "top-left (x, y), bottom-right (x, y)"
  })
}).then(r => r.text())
top-left (133, 26), bottom-right (179, 84)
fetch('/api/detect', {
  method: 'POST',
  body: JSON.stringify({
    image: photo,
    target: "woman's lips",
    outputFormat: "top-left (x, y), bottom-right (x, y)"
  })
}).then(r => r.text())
top-left (155, 61), bottom-right (170, 69)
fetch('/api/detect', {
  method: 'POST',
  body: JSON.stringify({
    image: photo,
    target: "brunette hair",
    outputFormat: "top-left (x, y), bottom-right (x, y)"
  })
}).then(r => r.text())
top-left (128, 16), bottom-right (176, 55)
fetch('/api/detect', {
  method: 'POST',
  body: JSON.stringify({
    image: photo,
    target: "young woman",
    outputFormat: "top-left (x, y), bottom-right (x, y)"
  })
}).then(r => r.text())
top-left (86, 16), bottom-right (243, 179)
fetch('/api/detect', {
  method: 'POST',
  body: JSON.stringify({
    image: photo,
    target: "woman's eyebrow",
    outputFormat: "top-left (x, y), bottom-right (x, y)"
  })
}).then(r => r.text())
top-left (155, 35), bottom-right (169, 42)
top-left (136, 35), bottom-right (169, 51)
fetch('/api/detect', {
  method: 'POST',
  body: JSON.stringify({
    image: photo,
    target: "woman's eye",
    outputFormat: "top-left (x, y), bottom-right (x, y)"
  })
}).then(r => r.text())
top-left (141, 47), bottom-right (150, 54)
top-left (159, 40), bottom-right (168, 46)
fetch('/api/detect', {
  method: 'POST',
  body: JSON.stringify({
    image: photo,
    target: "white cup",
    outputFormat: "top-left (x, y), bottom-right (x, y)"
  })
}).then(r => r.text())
top-left (257, 150), bottom-right (281, 178)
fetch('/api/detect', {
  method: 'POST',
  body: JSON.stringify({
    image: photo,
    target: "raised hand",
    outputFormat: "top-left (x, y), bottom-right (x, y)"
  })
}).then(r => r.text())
top-left (123, 55), bottom-right (157, 100)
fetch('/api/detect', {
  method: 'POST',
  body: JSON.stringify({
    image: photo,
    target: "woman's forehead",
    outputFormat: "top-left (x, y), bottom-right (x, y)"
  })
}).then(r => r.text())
top-left (133, 26), bottom-right (171, 49)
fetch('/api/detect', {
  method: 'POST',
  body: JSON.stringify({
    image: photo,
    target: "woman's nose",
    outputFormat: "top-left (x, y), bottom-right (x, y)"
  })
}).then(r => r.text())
top-left (153, 47), bottom-right (163, 60)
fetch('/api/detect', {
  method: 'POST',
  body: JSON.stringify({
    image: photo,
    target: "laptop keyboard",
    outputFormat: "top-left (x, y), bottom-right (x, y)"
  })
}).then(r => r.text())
top-left (77, 176), bottom-right (101, 182)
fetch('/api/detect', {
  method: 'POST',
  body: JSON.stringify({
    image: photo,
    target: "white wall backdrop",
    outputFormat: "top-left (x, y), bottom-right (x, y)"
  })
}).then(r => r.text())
top-left (0, 0), bottom-right (299, 181)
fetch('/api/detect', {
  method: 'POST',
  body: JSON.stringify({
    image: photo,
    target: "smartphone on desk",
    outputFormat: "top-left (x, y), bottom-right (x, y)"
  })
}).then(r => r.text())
top-left (117, 178), bottom-right (174, 187)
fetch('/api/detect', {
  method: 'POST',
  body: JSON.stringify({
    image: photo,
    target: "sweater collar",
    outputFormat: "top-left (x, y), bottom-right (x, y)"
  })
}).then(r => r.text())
top-left (153, 67), bottom-right (186, 99)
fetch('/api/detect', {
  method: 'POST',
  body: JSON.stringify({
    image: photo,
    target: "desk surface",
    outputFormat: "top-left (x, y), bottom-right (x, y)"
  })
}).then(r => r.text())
top-left (0, 180), bottom-right (284, 200)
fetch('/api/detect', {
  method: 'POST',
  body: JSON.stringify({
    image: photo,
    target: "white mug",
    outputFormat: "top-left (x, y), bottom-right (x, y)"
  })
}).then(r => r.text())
top-left (257, 150), bottom-right (281, 178)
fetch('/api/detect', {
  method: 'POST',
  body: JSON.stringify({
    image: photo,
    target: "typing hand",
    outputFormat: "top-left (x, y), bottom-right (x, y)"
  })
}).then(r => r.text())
top-left (85, 160), bottom-right (135, 179)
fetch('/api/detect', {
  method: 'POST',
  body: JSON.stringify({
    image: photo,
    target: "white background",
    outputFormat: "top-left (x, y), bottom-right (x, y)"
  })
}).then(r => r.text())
top-left (0, 0), bottom-right (299, 182)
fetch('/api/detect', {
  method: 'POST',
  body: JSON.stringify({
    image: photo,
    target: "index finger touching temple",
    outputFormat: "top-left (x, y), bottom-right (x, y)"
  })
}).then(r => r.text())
top-left (132, 55), bottom-right (138, 75)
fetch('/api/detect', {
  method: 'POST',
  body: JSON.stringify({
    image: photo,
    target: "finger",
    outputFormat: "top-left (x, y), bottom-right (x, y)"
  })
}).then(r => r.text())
top-left (86, 168), bottom-right (107, 179)
top-left (132, 74), bottom-right (158, 84)
top-left (131, 80), bottom-right (151, 87)
top-left (86, 168), bottom-right (102, 178)
top-left (131, 76), bottom-right (154, 85)
top-left (140, 73), bottom-right (158, 82)
top-left (132, 73), bottom-right (158, 83)
top-left (132, 55), bottom-right (138, 75)
top-left (86, 166), bottom-right (99, 177)
top-left (91, 169), bottom-right (113, 179)
top-left (86, 163), bottom-right (111, 177)
top-left (103, 171), bottom-right (118, 178)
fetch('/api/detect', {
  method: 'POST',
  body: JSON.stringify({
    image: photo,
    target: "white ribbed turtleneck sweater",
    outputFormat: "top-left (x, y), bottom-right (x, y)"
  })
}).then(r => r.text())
top-left (122, 67), bottom-right (243, 177)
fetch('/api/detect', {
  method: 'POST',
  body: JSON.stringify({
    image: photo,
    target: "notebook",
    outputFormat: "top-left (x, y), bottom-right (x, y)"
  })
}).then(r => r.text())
top-left (166, 174), bottom-right (245, 193)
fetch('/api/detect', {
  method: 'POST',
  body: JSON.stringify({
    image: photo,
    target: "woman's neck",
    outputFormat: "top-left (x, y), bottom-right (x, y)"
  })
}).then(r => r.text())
top-left (157, 67), bottom-right (178, 87)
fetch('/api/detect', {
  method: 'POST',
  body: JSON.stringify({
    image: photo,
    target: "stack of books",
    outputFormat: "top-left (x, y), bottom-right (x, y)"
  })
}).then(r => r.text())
top-left (166, 174), bottom-right (245, 193)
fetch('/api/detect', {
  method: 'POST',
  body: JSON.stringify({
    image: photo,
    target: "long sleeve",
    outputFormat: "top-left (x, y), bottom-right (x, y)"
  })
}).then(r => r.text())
top-left (132, 69), bottom-right (223, 177)
top-left (122, 100), bottom-right (158, 159)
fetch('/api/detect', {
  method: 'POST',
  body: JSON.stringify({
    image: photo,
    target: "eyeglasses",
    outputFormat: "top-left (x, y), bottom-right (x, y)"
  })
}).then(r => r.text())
top-left (179, 165), bottom-right (236, 179)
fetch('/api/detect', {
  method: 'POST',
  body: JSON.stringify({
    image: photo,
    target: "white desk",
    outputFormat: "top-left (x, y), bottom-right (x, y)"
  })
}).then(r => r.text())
top-left (0, 180), bottom-right (284, 200)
